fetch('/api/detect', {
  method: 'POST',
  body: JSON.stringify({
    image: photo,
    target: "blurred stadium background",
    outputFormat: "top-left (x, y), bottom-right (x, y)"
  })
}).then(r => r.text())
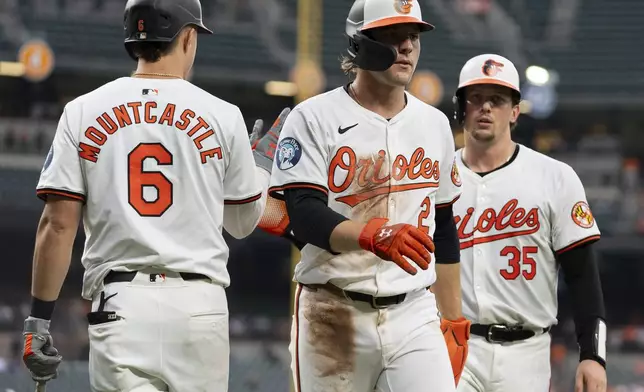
top-left (1, 0), bottom-right (644, 391)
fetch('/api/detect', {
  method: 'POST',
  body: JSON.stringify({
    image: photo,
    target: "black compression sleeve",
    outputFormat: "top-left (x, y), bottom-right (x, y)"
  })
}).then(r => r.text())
top-left (434, 205), bottom-right (460, 264)
top-left (284, 188), bottom-right (349, 253)
top-left (558, 242), bottom-right (607, 367)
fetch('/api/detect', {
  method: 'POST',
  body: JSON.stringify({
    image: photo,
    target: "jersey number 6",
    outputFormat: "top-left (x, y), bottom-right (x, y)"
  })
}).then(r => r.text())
top-left (499, 245), bottom-right (537, 280)
top-left (128, 143), bottom-right (173, 217)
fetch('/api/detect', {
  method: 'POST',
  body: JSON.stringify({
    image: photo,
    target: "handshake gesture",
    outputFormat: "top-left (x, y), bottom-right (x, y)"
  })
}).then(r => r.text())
top-left (358, 217), bottom-right (435, 275)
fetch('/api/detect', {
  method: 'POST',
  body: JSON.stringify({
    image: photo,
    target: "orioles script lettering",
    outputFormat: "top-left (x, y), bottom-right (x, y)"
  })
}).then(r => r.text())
top-left (328, 146), bottom-right (440, 207)
top-left (455, 199), bottom-right (540, 249)
top-left (78, 102), bottom-right (222, 164)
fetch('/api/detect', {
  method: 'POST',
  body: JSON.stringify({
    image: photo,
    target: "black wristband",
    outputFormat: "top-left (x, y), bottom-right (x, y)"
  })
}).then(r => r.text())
top-left (30, 297), bottom-right (56, 320)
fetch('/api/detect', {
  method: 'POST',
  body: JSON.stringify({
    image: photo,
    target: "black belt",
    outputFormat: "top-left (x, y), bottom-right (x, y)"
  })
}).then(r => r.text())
top-left (471, 323), bottom-right (551, 343)
top-left (302, 283), bottom-right (407, 309)
top-left (104, 270), bottom-right (210, 284)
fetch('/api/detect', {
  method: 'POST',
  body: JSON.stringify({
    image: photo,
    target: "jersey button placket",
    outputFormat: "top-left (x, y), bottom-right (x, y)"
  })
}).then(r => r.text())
top-left (472, 184), bottom-right (485, 319)
top-left (376, 120), bottom-right (394, 294)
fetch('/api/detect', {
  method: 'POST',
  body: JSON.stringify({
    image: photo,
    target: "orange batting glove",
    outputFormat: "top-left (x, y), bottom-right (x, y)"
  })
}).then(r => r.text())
top-left (358, 218), bottom-right (434, 275)
top-left (441, 317), bottom-right (471, 386)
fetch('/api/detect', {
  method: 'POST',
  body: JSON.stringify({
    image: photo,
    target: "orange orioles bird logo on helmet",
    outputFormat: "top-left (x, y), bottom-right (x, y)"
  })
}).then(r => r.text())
top-left (482, 59), bottom-right (505, 77)
top-left (571, 201), bottom-right (595, 228)
top-left (394, 0), bottom-right (413, 14)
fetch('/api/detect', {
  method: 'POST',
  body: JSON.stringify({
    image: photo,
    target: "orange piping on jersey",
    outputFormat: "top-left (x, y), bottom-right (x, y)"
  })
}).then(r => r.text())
top-left (436, 194), bottom-right (461, 208)
top-left (555, 235), bottom-right (601, 255)
top-left (269, 183), bottom-right (329, 198)
top-left (224, 192), bottom-right (262, 205)
top-left (36, 188), bottom-right (86, 202)
top-left (336, 182), bottom-right (438, 208)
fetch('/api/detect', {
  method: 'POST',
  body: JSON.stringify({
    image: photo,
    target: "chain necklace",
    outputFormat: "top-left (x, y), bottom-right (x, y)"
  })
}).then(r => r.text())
top-left (131, 72), bottom-right (183, 79)
top-left (349, 83), bottom-right (363, 107)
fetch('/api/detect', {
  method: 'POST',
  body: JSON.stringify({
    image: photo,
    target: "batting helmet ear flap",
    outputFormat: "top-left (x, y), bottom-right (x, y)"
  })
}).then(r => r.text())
top-left (348, 32), bottom-right (398, 72)
top-left (453, 89), bottom-right (466, 125)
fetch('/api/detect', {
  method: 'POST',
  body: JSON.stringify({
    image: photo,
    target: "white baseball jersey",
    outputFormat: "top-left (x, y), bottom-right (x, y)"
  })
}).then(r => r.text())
top-left (37, 77), bottom-right (266, 300)
top-left (269, 86), bottom-right (461, 297)
top-left (453, 144), bottom-right (601, 329)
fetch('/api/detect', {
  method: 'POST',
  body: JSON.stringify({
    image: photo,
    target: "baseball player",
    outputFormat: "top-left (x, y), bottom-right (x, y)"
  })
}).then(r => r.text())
top-left (264, 1), bottom-right (471, 391)
top-left (451, 54), bottom-right (607, 392)
top-left (20, 0), bottom-right (288, 391)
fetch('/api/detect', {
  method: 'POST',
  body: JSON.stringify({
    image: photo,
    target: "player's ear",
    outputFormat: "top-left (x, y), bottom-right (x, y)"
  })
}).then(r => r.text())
top-left (181, 27), bottom-right (196, 54)
top-left (510, 101), bottom-right (521, 122)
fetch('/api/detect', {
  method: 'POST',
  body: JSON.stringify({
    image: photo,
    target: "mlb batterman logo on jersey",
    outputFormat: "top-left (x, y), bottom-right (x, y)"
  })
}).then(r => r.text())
top-left (571, 201), bottom-right (595, 228)
top-left (276, 137), bottom-right (302, 170)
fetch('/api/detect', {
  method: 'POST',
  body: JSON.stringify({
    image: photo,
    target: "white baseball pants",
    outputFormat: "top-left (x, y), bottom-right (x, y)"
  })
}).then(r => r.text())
top-left (290, 284), bottom-right (455, 392)
top-left (87, 271), bottom-right (229, 392)
top-left (456, 332), bottom-right (551, 392)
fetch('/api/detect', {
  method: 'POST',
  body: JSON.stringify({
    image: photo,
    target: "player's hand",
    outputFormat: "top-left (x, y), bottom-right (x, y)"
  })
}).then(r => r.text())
top-left (250, 107), bottom-right (291, 173)
top-left (358, 217), bottom-right (434, 275)
top-left (440, 317), bottom-right (471, 386)
top-left (575, 359), bottom-right (607, 392)
top-left (22, 317), bottom-right (63, 383)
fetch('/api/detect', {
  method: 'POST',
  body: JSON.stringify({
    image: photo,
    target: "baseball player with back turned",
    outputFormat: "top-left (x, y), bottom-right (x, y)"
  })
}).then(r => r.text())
top-left (265, 0), bottom-right (471, 391)
top-left (451, 54), bottom-right (607, 392)
top-left (20, 0), bottom-right (289, 391)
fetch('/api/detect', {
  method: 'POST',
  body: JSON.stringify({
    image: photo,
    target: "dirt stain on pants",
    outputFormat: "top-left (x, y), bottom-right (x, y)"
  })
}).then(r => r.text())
top-left (302, 287), bottom-right (356, 391)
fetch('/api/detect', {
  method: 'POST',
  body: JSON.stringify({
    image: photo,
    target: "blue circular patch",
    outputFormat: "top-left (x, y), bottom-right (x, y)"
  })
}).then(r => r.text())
top-left (276, 137), bottom-right (302, 171)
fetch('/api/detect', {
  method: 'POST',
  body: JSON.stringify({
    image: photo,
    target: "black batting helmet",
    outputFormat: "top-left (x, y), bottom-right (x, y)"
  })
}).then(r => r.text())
top-left (345, 0), bottom-right (434, 72)
top-left (124, 0), bottom-right (213, 61)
